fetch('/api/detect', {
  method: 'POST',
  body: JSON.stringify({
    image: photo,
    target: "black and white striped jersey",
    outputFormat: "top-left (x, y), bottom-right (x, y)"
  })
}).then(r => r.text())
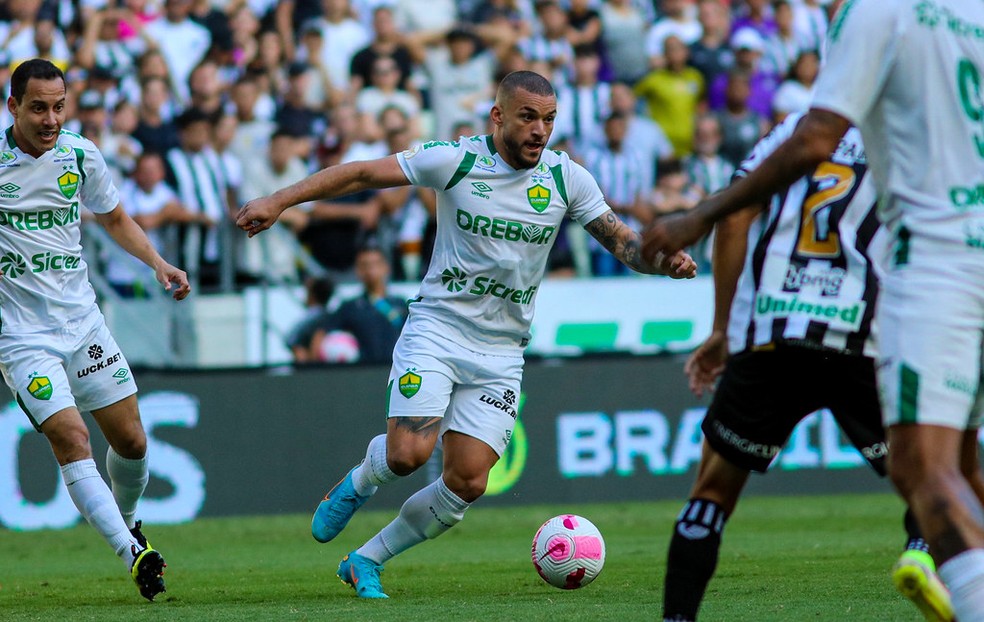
top-left (727, 113), bottom-right (885, 357)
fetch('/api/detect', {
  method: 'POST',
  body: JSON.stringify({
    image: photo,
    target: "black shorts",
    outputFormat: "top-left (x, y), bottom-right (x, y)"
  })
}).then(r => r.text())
top-left (702, 345), bottom-right (887, 474)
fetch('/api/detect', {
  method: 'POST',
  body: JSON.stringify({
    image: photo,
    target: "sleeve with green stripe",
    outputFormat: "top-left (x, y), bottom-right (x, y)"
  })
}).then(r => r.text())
top-left (76, 138), bottom-right (120, 214)
top-left (395, 141), bottom-right (470, 191)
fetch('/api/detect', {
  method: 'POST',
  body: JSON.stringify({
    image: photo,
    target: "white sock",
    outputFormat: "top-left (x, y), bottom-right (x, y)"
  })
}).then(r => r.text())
top-left (351, 434), bottom-right (399, 496)
top-left (357, 476), bottom-right (469, 564)
top-left (939, 548), bottom-right (984, 621)
top-left (106, 448), bottom-right (149, 529)
top-left (62, 459), bottom-right (141, 568)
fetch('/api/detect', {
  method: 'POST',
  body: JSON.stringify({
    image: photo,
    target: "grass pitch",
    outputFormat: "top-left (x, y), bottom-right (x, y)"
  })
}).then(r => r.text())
top-left (0, 493), bottom-right (923, 621)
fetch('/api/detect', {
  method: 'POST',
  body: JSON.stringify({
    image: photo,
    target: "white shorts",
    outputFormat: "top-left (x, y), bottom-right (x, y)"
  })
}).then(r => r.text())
top-left (877, 235), bottom-right (984, 430)
top-left (0, 311), bottom-right (138, 430)
top-left (386, 322), bottom-right (524, 456)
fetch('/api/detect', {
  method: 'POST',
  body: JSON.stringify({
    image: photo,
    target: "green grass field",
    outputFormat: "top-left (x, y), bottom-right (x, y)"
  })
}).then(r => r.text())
top-left (0, 493), bottom-right (924, 621)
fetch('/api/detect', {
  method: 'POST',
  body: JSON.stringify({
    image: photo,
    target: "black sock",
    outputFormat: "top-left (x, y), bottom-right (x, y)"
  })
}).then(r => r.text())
top-left (663, 498), bottom-right (728, 622)
top-left (903, 508), bottom-right (930, 554)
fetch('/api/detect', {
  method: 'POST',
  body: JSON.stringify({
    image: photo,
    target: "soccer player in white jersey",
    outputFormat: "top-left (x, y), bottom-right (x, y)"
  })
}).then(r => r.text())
top-left (237, 70), bottom-right (698, 598)
top-left (661, 113), bottom-right (958, 622)
top-left (1, 59), bottom-right (190, 601)
top-left (642, 0), bottom-right (984, 617)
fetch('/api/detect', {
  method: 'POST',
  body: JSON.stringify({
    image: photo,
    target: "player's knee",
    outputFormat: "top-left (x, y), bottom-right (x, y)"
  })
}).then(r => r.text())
top-left (45, 424), bottom-right (92, 463)
top-left (112, 432), bottom-right (147, 460)
top-left (443, 473), bottom-right (487, 503)
top-left (386, 449), bottom-right (427, 476)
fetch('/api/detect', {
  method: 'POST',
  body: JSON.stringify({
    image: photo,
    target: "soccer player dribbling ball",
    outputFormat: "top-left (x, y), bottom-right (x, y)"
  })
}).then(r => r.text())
top-left (2, 59), bottom-right (190, 601)
top-left (237, 70), bottom-right (697, 599)
top-left (643, 0), bottom-right (984, 618)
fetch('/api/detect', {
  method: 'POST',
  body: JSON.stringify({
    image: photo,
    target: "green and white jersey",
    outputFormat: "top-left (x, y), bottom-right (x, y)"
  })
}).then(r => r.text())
top-left (0, 128), bottom-right (119, 333)
top-left (812, 0), bottom-right (984, 245)
top-left (397, 135), bottom-right (610, 351)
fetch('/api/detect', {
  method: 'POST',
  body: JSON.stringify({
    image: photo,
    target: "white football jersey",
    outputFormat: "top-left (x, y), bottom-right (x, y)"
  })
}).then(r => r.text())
top-left (397, 135), bottom-right (610, 350)
top-left (728, 114), bottom-right (886, 357)
top-left (0, 128), bottom-right (119, 333)
top-left (812, 0), bottom-right (984, 242)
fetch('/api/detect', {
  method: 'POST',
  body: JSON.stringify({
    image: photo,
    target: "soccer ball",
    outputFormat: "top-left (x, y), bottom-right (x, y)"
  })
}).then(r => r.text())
top-left (531, 514), bottom-right (606, 589)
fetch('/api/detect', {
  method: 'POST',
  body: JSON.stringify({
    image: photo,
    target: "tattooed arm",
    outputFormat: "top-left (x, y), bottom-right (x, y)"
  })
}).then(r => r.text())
top-left (584, 210), bottom-right (698, 278)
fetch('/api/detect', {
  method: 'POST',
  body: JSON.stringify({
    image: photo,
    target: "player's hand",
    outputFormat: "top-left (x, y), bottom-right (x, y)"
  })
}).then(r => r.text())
top-left (684, 330), bottom-right (727, 398)
top-left (642, 210), bottom-right (711, 266)
top-left (155, 262), bottom-right (191, 301)
top-left (236, 196), bottom-right (284, 238)
top-left (658, 250), bottom-right (698, 279)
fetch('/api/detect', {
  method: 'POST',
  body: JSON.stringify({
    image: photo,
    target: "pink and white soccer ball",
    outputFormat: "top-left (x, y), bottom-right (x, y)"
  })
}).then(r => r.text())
top-left (317, 330), bottom-right (360, 363)
top-left (531, 514), bottom-right (606, 589)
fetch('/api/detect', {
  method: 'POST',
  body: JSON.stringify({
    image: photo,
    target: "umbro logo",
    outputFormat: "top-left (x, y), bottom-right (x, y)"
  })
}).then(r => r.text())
top-left (471, 181), bottom-right (493, 199)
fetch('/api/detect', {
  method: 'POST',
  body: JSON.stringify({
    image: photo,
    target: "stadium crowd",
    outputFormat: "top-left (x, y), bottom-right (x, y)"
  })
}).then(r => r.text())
top-left (0, 0), bottom-right (837, 290)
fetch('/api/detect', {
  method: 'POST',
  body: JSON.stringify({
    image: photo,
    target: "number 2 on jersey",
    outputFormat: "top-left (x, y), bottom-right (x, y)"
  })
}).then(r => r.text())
top-left (796, 162), bottom-right (856, 258)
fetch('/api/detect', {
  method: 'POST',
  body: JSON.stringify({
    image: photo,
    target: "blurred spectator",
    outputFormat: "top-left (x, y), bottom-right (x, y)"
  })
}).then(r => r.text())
top-left (275, 62), bottom-right (328, 140)
top-left (227, 2), bottom-right (261, 73)
top-left (301, 0), bottom-right (371, 93)
top-left (582, 112), bottom-right (648, 276)
top-left (410, 27), bottom-right (495, 140)
top-left (634, 35), bottom-right (705, 158)
top-left (239, 130), bottom-right (312, 283)
top-left (252, 29), bottom-right (289, 98)
top-left (771, 49), bottom-right (818, 123)
top-left (350, 7), bottom-right (415, 93)
top-left (311, 245), bottom-right (409, 365)
top-left (732, 0), bottom-right (777, 39)
top-left (566, 0), bottom-right (602, 54)
top-left (108, 151), bottom-right (204, 297)
top-left (229, 74), bottom-right (277, 165)
top-left (599, 0), bottom-right (648, 84)
top-left (355, 57), bottom-right (421, 141)
top-left (100, 100), bottom-right (145, 187)
top-left (762, 0), bottom-right (801, 78)
top-left (284, 275), bottom-right (337, 364)
top-left (714, 69), bottom-right (768, 167)
top-left (187, 60), bottom-right (227, 117)
top-left (688, 0), bottom-right (734, 86)
top-left (132, 75), bottom-right (180, 155)
top-left (76, 8), bottom-right (139, 79)
top-left (647, 158), bottom-right (701, 217)
top-left (296, 21), bottom-right (345, 110)
top-left (2, 1), bottom-right (71, 70)
top-left (608, 82), bottom-right (673, 193)
top-left (555, 44), bottom-right (610, 154)
top-left (792, 0), bottom-right (829, 56)
top-left (683, 113), bottom-right (734, 196)
top-left (645, 0), bottom-right (702, 70)
top-left (521, 0), bottom-right (573, 87)
top-left (165, 107), bottom-right (230, 289)
top-left (394, 0), bottom-right (457, 34)
top-left (212, 113), bottom-right (244, 211)
top-left (708, 28), bottom-right (779, 119)
top-left (144, 0), bottom-right (212, 105)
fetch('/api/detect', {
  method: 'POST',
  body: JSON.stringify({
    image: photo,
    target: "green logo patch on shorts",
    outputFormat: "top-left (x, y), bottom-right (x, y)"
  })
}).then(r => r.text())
top-left (398, 371), bottom-right (421, 399)
top-left (27, 374), bottom-right (52, 400)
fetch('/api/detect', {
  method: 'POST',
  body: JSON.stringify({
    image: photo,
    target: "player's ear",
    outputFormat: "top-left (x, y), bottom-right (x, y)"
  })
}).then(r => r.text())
top-left (6, 96), bottom-right (16, 118)
top-left (490, 103), bottom-right (503, 126)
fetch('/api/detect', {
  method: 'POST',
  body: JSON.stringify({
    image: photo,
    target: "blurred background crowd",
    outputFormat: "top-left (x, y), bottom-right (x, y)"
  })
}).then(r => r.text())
top-left (0, 0), bottom-right (835, 322)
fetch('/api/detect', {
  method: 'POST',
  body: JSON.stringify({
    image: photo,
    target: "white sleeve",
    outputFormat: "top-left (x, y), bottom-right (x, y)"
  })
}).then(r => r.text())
top-left (811, 0), bottom-right (900, 126)
top-left (78, 141), bottom-right (121, 214)
top-left (396, 141), bottom-right (469, 191)
top-left (566, 160), bottom-right (611, 226)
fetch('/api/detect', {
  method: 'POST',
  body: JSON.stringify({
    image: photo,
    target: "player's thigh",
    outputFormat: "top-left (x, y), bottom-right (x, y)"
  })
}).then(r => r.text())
top-left (443, 351), bottom-right (524, 458)
top-left (67, 320), bottom-right (138, 418)
top-left (701, 348), bottom-right (823, 473)
top-left (827, 355), bottom-right (888, 476)
top-left (385, 337), bottom-right (457, 465)
top-left (878, 266), bottom-right (984, 430)
top-left (0, 332), bottom-right (78, 432)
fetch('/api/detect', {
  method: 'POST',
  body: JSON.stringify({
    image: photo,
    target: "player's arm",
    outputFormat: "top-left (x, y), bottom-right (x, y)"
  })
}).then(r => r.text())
top-left (684, 205), bottom-right (758, 397)
top-left (584, 209), bottom-right (697, 278)
top-left (641, 109), bottom-right (850, 260)
top-left (95, 205), bottom-right (191, 300)
top-left (236, 155), bottom-right (410, 238)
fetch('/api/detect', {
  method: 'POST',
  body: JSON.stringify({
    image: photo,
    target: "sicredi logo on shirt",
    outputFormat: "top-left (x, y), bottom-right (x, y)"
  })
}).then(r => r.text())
top-left (0, 251), bottom-right (81, 277)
